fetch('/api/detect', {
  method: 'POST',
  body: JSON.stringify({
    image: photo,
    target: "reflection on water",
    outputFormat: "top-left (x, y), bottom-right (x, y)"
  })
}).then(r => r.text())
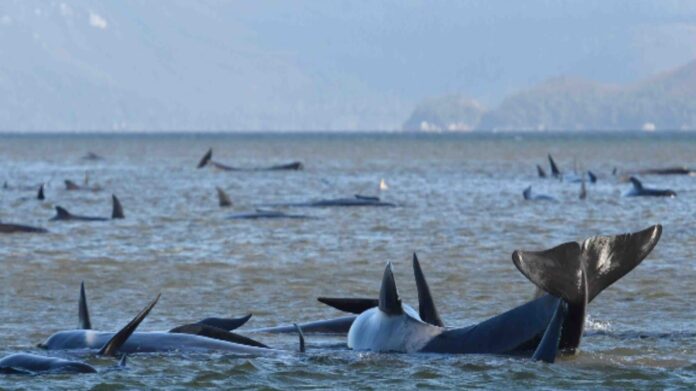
top-left (0, 132), bottom-right (695, 388)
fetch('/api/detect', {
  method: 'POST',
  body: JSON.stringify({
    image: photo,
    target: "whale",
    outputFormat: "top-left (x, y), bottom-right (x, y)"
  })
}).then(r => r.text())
top-left (37, 184), bottom-right (45, 200)
top-left (51, 194), bottom-right (125, 221)
top-left (523, 186), bottom-right (556, 201)
top-left (0, 221), bottom-right (48, 233)
top-left (267, 226), bottom-right (660, 363)
top-left (614, 166), bottom-right (695, 176)
top-left (82, 152), bottom-right (105, 161)
top-left (1, 293), bottom-right (159, 375)
top-left (64, 179), bottom-right (102, 192)
top-left (271, 194), bottom-right (396, 208)
top-left (197, 148), bottom-right (303, 171)
top-left (624, 177), bottom-right (676, 197)
top-left (227, 209), bottom-right (315, 220)
top-left (40, 283), bottom-right (304, 355)
top-left (217, 187), bottom-right (233, 207)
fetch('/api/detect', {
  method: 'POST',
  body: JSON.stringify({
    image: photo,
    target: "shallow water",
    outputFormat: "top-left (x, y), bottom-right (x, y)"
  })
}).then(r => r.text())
top-left (0, 131), bottom-right (694, 389)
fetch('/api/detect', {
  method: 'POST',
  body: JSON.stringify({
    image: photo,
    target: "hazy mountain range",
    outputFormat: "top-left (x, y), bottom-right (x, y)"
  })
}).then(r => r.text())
top-left (404, 60), bottom-right (696, 131)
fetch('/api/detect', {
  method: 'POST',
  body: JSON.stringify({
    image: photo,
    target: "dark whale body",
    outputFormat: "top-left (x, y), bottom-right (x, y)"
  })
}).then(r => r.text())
top-left (625, 177), bottom-right (676, 197)
top-left (197, 148), bottom-right (303, 171)
top-left (0, 222), bottom-right (48, 233)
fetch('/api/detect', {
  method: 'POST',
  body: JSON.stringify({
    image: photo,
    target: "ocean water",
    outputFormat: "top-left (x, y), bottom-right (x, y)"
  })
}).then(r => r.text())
top-left (0, 131), bottom-right (694, 389)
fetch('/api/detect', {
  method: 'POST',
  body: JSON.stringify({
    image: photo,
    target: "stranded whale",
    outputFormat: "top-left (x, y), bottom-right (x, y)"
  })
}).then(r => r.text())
top-left (523, 186), bottom-right (556, 201)
top-left (197, 148), bottom-right (303, 171)
top-left (271, 194), bottom-right (396, 208)
top-left (624, 177), bottom-right (676, 197)
top-left (51, 195), bottom-right (125, 221)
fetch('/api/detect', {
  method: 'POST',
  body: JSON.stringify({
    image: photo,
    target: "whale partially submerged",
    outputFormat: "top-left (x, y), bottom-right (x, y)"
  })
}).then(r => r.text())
top-left (197, 148), bottom-right (303, 171)
top-left (64, 179), bottom-right (102, 192)
top-left (624, 177), bottom-right (676, 197)
top-left (260, 226), bottom-right (661, 363)
top-left (0, 221), bottom-right (48, 233)
top-left (227, 209), bottom-right (315, 220)
top-left (51, 194), bottom-right (125, 221)
top-left (273, 194), bottom-right (396, 208)
top-left (1, 293), bottom-right (159, 375)
top-left (523, 186), bottom-right (556, 201)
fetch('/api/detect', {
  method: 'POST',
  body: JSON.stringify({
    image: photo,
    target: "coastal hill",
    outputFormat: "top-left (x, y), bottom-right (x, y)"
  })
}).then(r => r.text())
top-left (404, 60), bottom-right (696, 131)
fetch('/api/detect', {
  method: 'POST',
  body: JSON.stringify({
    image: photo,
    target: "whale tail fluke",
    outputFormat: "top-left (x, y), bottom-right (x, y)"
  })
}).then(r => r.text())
top-left (216, 187), bottom-right (232, 208)
top-left (379, 263), bottom-right (403, 315)
top-left (98, 293), bottom-right (160, 356)
top-left (512, 225), bottom-right (662, 305)
top-left (79, 281), bottom-right (92, 330)
top-left (412, 253), bottom-right (444, 327)
top-left (53, 206), bottom-right (73, 220)
top-left (197, 148), bottom-right (213, 169)
top-left (111, 195), bottom-right (124, 219)
top-left (548, 154), bottom-right (561, 177)
top-left (536, 165), bottom-right (547, 178)
top-left (37, 184), bottom-right (45, 200)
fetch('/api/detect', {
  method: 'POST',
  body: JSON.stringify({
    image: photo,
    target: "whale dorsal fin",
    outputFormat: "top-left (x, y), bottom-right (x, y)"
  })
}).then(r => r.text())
top-left (98, 293), bottom-right (160, 356)
top-left (536, 164), bottom-right (547, 178)
top-left (54, 206), bottom-right (73, 220)
top-left (197, 148), bottom-right (213, 168)
top-left (216, 187), bottom-right (232, 207)
top-left (629, 176), bottom-right (643, 190)
top-left (317, 297), bottom-right (378, 314)
top-left (378, 263), bottom-right (402, 315)
top-left (64, 180), bottom-right (80, 190)
top-left (587, 170), bottom-right (597, 183)
top-left (548, 154), bottom-right (561, 177)
top-left (412, 253), bottom-right (444, 327)
top-left (111, 195), bottom-right (124, 219)
top-left (37, 184), bottom-right (45, 200)
top-left (79, 281), bottom-right (92, 330)
top-left (523, 186), bottom-right (532, 200)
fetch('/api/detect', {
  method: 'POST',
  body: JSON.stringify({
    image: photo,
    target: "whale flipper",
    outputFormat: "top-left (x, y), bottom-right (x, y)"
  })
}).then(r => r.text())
top-left (536, 165), bottom-right (547, 178)
top-left (412, 253), bottom-right (444, 327)
top-left (197, 148), bottom-right (213, 168)
top-left (53, 206), bottom-right (73, 220)
top-left (548, 154), bottom-right (561, 177)
top-left (111, 195), bottom-right (124, 219)
top-left (169, 323), bottom-right (269, 348)
top-left (317, 298), bottom-right (378, 314)
top-left (196, 314), bottom-right (252, 331)
top-left (37, 184), bottom-right (45, 200)
top-left (531, 300), bottom-right (567, 363)
top-left (216, 187), bottom-right (232, 207)
top-left (379, 263), bottom-right (402, 315)
top-left (512, 225), bottom-right (662, 305)
top-left (79, 282), bottom-right (92, 330)
top-left (98, 293), bottom-right (160, 356)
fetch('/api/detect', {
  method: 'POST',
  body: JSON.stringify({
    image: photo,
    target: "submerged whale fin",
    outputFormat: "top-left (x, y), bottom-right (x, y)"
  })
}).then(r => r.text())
top-left (53, 206), bottom-right (73, 220)
top-left (169, 323), bottom-right (269, 348)
top-left (64, 180), bottom-right (80, 190)
top-left (98, 293), bottom-right (160, 356)
top-left (536, 164), bottom-right (547, 178)
top-left (196, 313), bottom-right (252, 331)
top-left (317, 297), bottom-right (378, 314)
top-left (37, 184), bottom-right (45, 200)
top-left (216, 187), bottom-right (232, 208)
top-left (79, 281), bottom-right (92, 330)
top-left (531, 300), bottom-right (568, 363)
top-left (294, 323), bottom-right (306, 353)
top-left (512, 225), bottom-right (662, 304)
top-left (579, 177), bottom-right (587, 200)
top-left (412, 253), bottom-right (444, 327)
top-left (587, 170), bottom-right (597, 183)
top-left (197, 148), bottom-right (213, 168)
top-left (379, 263), bottom-right (403, 315)
top-left (523, 186), bottom-right (532, 200)
top-left (629, 176), bottom-right (643, 190)
top-left (548, 154), bottom-right (561, 177)
top-left (111, 195), bottom-right (124, 219)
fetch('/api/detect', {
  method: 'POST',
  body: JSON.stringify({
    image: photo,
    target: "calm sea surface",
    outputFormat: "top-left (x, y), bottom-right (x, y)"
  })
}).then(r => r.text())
top-left (0, 132), bottom-right (694, 389)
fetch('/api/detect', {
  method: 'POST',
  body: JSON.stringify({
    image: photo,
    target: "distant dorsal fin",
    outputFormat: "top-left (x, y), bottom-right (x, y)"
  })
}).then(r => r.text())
top-left (378, 263), bottom-right (403, 315)
top-left (37, 184), bottom-right (45, 200)
top-left (629, 176), bottom-right (643, 190)
top-left (548, 154), bottom-right (561, 177)
top-left (523, 186), bottom-right (532, 200)
top-left (412, 253), bottom-right (444, 327)
top-left (79, 281), bottom-right (92, 330)
top-left (64, 180), bottom-right (80, 190)
top-left (111, 194), bottom-right (124, 219)
top-left (54, 206), bottom-right (73, 219)
top-left (579, 177), bottom-right (587, 200)
top-left (537, 164), bottom-right (547, 178)
top-left (587, 170), bottom-right (597, 183)
top-left (98, 293), bottom-right (160, 356)
top-left (216, 187), bottom-right (232, 207)
top-left (197, 148), bottom-right (213, 168)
